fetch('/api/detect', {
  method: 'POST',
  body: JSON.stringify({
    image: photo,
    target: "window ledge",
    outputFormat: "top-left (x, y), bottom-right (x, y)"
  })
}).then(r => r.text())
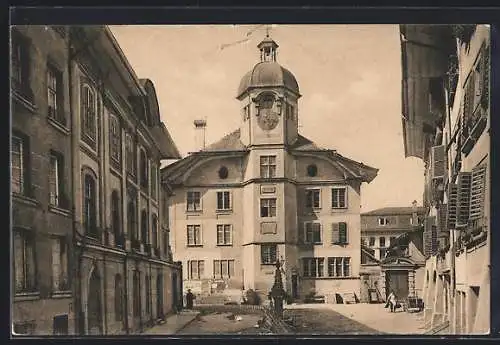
top-left (14, 292), bottom-right (40, 302)
top-left (12, 194), bottom-right (39, 208)
top-left (47, 116), bottom-right (70, 135)
top-left (331, 208), bottom-right (348, 212)
top-left (216, 244), bottom-right (233, 247)
top-left (48, 205), bottom-right (72, 217)
top-left (12, 90), bottom-right (37, 113)
top-left (332, 242), bottom-right (350, 246)
top-left (216, 209), bottom-right (233, 214)
top-left (186, 210), bottom-right (203, 214)
top-left (51, 291), bottom-right (72, 299)
top-left (187, 245), bottom-right (203, 248)
top-left (302, 242), bottom-right (323, 246)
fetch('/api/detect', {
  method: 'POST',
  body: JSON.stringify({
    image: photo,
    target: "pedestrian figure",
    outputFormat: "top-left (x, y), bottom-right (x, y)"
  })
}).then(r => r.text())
top-left (185, 289), bottom-right (195, 309)
top-left (387, 291), bottom-right (397, 312)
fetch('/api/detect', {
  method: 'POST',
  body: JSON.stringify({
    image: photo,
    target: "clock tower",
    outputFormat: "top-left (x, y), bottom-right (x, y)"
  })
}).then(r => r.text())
top-left (237, 34), bottom-right (301, 147)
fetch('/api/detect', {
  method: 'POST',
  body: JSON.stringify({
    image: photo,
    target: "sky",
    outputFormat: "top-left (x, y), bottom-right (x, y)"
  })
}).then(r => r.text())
top-left (110, 24), bottom-right (425, 213)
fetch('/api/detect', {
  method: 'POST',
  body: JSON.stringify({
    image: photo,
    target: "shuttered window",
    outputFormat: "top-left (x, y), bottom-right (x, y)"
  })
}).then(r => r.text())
top-left (431, 145), bottom-right (446, 179)
top-left (456, 172), bottom-right (472, 227)
top-left (480, 45), bottom-right (490, 107)
top-left (423, 216), bottom-right (437, 257)
top-left (446, 183), bottom-right (458, 229)
top-left (332, 222), bottom-right (348, 245)
top-left (304, 222), bottom-right (321, 244)
top-left (469, 165), bottom-right (487, 226)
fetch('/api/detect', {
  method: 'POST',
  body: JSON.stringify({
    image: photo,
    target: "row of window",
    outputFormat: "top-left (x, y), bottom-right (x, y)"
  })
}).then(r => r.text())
top-left (11, 31), bottom-right (159, 201)
top-left (185, 222), bottom-right (349, 247)
top-left (12, 134), bottom-right (69, 208)
top-left (302, 257), bottom-right (352, 278)
top-left (185, 187), bottom-right (348, 214)
top-left (362, 236), bottom-right (397, 248)
top-left (187, 224), bottom-right (232, 246)
top-left (187, 260), bottom-right (236, 280)
top-left (14, 229), bottom-right (69, 294)
top-left (82, 173), bottom-right (168, 256)
top-left (305, 188), bottom-right (348, 209)
top-left (184, 256), bottom-right (352, 280)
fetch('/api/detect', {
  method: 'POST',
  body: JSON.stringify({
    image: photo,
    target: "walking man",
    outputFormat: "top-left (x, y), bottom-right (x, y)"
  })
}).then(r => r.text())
top-left (387, 290), bottom-right (397, 312)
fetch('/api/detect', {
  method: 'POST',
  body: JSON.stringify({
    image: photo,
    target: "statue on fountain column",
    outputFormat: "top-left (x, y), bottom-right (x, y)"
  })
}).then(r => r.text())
top-left (270, 259), bottom-right (286, 318)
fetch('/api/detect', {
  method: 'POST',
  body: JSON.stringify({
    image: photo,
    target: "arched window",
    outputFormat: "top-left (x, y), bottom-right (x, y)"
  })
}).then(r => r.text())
top-left (151, 215), bottom-right (158, 251)
top-left (140, 149), bottom-right (148, 189)
top-left (114, 274), bottom-right (123, 321)
top-left (141, 209), bottom-right (148, 245)
top-left (83, 173), bottom-right (97, 237)
top-left (80, 83), bottom-right (97, 148)
top-left (111, 191), bottom-right (121, 247)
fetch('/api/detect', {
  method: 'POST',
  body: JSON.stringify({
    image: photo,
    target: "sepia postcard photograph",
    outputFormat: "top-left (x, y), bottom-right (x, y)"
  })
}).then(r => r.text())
top-left (10, 22), bottom-right (491, 337)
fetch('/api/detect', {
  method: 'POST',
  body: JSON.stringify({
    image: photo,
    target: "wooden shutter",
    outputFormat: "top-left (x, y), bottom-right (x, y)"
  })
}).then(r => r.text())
top-left (331, 223), bottom-right (340, 244)
top-left (456, 172), bottom-right (472, 227)
top-left (313, 223), bottom-right (321, 243)
top-left (480, 45), bottom-right (490, 107)
top-left (463, 72), bottom-right (475, 124)
top-left (431, 145), bottom-right (446, 179)
top-left (423, 216), bottom-right (436, 257)
top-left (339, 222), bottom-right (348, 244)
top-left (446, 183), bottom-right (458, 229)
top-left (469, 165), bottom-right (487, 223)
top-left (438, 204), bottom-right (448, 235)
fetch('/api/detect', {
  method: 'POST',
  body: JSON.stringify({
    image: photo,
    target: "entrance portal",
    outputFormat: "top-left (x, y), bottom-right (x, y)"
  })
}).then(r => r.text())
top-left (385, 270), bottom-right (409, 300)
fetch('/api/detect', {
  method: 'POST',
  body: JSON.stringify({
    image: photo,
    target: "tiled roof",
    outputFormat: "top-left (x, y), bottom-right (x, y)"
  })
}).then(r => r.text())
top-left (362, 206), bottom-right (426, 216)
top-left (290, 135), bottom-right (326, 151)
top-left (202, 129), bottom-right (247, 152)
top-left (161, 129), bottom-right (379, 184)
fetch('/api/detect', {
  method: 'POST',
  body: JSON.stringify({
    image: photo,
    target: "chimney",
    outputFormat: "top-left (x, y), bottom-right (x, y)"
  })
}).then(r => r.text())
top-left (193, 119), bottom-right (207, 151)
top-left (411, 200), bottom-right (419, 226)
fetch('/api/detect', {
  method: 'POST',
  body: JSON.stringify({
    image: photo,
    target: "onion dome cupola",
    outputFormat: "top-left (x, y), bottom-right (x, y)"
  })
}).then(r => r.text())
top-left (236, 33), bottom-right (300, 100)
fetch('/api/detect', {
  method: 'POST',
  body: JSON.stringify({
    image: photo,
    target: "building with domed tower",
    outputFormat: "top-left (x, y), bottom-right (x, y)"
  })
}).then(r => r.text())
top-left (161, 34), bottom-right (378, 303)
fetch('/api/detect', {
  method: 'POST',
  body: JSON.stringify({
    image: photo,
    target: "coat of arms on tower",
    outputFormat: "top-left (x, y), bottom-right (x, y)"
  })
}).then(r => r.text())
top-left (257, 94), bottom-right (281, 131)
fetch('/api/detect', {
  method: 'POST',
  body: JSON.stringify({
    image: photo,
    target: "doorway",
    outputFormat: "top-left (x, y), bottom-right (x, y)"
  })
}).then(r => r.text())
top-left (385, 270), bottom-right (409, 300)
top-left (157, 274), bottom-right (164, 318)
top-left (172, 272), bottom-right (179, 310)
top-left (87, 269), bottom-right (102, 335)
top-left (291, 274), bottom-right (298, 299)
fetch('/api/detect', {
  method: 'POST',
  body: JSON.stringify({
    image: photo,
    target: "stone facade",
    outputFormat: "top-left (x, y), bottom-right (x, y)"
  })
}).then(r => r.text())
top-left (11, 25), bottom-right (183, 335)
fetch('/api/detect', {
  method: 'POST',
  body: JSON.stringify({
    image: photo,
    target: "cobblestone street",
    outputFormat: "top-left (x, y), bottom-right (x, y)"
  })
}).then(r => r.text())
top-left (159, 303), bottom-right (425, 335)
top-left (285, 303), bottom-right (425, 335)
